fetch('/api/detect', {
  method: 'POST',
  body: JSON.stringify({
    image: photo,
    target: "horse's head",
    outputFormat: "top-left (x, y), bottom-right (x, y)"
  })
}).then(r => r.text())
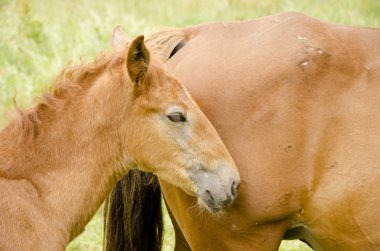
top-left (111, 28), bottom-right (240, 212)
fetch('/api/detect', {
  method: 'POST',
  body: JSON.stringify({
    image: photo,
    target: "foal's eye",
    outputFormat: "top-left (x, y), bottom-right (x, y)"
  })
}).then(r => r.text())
top-left (167, 112), bottom-right (187, 123)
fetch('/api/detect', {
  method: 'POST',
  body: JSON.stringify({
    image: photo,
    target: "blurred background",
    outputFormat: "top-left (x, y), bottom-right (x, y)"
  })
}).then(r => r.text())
top-left (0, 0), bottom-right (379, 250)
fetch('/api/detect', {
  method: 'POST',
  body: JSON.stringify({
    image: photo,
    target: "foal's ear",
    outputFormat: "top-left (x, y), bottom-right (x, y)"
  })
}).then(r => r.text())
top-left (127, 35), bottom-right (150, 84)
top-left (112, 26), bottom-right (130, 53)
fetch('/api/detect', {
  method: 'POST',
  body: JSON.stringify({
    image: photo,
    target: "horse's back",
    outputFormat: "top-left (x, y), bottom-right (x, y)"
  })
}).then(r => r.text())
top-left (164, 12), bottom-right (380, 250)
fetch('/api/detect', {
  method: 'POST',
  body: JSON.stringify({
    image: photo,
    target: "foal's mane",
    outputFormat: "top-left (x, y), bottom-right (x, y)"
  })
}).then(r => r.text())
top-left (7, 52), bottom-right (120, 143)
top-left (2, 29), bottom-right (186, 144)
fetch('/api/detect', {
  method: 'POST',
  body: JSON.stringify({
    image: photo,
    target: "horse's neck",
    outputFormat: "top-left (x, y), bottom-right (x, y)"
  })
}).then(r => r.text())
top-left (0, 73), bottom-right (131, 245)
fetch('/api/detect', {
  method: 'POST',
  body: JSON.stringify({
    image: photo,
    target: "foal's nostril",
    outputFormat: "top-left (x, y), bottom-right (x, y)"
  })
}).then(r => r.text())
top-left (205, 189), bottom-right (214, 201)
top-left (231, 181), bottom-right (239, 198)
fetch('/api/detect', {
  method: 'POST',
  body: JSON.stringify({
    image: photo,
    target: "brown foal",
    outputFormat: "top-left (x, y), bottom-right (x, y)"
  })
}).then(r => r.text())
top-left (0, 27), bottom-right (239, 250)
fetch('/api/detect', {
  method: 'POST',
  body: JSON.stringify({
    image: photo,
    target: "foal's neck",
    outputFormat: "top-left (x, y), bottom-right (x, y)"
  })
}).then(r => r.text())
top-left (0, 70), bottom-right (132, 246)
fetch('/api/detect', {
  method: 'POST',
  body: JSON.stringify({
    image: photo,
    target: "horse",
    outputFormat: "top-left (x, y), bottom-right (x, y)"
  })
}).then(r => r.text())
top-left (105, 12), bottom-right (380, 251)
top-left (0, 27), bottom-right (240, 251)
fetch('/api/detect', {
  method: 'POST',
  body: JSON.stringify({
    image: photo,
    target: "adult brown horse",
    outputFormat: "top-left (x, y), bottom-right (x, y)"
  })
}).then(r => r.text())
top-left (0, 27), bottom-right (240, 250)
top-left (106, 12), bottom-right (380, 251)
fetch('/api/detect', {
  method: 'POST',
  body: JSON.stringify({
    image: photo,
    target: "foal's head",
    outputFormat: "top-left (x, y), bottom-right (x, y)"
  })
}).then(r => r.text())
top-left (109, 28), bottom-right (240, 212)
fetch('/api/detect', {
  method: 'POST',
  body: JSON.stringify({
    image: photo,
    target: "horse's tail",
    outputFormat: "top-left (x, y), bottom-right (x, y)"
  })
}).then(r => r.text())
top-left (104, 170), bottom-right (163, 251)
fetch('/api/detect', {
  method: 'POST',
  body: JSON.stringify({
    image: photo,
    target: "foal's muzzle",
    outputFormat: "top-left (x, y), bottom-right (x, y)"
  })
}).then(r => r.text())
top-left (188, 163), bottom-right (240, 213)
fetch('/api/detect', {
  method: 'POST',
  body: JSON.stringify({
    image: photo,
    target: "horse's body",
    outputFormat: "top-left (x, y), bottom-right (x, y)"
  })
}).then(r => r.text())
top-left (0, 29), bottom-right (239, 250)
top-left (160, 12), bottom-right (380, 251)
top-left (106, 12), bottom-right (380, 251)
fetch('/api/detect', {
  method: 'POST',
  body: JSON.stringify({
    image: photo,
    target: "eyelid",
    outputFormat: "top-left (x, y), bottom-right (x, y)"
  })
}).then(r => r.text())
top-left (165, 105), bottom-right (186, 116)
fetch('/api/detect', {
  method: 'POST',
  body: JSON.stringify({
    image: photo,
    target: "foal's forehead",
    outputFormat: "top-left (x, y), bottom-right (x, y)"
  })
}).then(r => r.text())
top-left (145, 75), bottom-right (189, 103)
top-left (163, 77), bottom-right (188, 98)
top-left (148, 70), bottom-right (183, 91)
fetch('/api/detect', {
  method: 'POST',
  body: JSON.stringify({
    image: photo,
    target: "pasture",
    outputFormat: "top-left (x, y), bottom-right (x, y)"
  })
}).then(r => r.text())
top-left (0, 0), bottom-right (379, 250)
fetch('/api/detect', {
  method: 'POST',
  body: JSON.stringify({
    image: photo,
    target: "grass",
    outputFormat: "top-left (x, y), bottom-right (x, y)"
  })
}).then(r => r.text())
top-left (0, 0), bottom-right (379, 250)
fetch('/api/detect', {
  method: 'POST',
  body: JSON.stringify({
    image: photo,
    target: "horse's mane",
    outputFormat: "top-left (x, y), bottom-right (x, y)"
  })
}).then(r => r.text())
top-left (146, 28), bottom-right (186, 63)
top-left (6, 53), bottom-right (118, 143)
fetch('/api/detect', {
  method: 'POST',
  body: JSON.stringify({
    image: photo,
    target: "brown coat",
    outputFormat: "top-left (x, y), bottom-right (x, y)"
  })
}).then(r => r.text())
top-left (156, 12), bottom-right (380, 250)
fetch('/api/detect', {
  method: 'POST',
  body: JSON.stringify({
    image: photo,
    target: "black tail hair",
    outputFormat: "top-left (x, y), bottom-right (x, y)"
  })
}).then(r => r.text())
top-left (104, 170), bottom-right (163, 251)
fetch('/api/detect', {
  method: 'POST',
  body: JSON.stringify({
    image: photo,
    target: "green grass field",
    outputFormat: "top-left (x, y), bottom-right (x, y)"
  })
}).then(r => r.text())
top-left (1, 0), bottom-right (379, 250)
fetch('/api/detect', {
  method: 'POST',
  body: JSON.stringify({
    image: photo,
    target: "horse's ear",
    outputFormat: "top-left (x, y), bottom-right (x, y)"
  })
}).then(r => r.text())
top-left (127, 35), bottom-right (150, 84)
top-left (112, 26), bottom-right (130, 53)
